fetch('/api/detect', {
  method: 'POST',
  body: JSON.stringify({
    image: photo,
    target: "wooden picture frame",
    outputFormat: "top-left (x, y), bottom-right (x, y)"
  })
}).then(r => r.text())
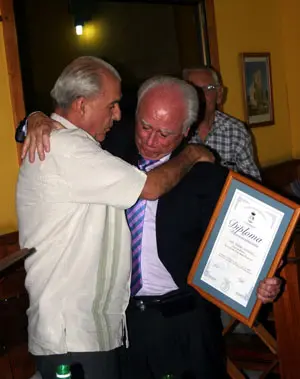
top-left (241, 52), bottom-right (274, 127)
top-left (188, 171), bottom-right (300, 327)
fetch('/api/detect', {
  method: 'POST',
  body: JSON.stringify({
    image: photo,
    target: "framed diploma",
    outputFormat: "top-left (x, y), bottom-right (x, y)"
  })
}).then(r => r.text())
top-left (188, 171), bottom-right (300, 327)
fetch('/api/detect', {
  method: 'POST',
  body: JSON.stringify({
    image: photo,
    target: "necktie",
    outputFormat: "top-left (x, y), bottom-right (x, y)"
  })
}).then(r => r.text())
top-left (126, 158), bottom-right (157, 295)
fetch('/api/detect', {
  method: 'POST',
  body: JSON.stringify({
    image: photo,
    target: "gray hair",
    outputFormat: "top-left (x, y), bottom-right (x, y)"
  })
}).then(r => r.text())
top-left (50, 56), bottom-right (121, 109)
top-left (137, 76), bottom-right (199, 133)
top-left (182, 66), bottom-right (222, 86)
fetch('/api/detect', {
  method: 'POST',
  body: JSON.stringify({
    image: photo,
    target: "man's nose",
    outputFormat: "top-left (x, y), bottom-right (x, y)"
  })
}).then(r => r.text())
top-left (113, 104), bottom-right (121, 121)
top-left (146, 131), bottom-right (157, 147)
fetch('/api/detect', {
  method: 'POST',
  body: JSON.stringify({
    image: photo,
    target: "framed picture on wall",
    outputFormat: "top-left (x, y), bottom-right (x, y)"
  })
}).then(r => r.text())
top-left (241, 53), bottom-right (274, 127)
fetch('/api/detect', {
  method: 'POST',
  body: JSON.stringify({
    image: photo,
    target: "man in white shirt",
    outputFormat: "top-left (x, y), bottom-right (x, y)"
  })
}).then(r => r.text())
top-left (16, 57), bottom-right (212, 379)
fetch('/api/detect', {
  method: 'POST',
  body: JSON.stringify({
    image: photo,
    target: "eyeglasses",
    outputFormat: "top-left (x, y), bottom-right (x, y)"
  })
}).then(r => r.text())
top-left (200, 84), bottom-right (219, 92)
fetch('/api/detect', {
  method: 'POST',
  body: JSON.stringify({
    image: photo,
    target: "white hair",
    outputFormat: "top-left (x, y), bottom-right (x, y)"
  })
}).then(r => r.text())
top-left (50, 56), bottom-right (121, 109)
top-left (137, 76), bottom-right (199, 133)
top-left (182, 66), bottom-right (222, 86)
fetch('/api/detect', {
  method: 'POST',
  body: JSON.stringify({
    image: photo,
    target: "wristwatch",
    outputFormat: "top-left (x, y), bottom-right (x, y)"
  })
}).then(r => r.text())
top-left (15, 111), bottom-right (42, 143)
top-left (15, 117), bottom-right (27, 143)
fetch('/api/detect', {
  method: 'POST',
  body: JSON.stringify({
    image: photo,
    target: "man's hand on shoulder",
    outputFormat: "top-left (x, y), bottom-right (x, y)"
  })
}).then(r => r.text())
top-left (22, 112), bottom-right (57, 163)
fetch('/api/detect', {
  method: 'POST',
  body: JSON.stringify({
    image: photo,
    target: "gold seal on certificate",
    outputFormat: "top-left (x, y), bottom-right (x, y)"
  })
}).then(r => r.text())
top-left (188, 171), bottom-right (300, 326)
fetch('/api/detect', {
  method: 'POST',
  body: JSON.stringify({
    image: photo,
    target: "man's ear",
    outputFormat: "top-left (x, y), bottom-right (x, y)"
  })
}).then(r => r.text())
top-left (216, 86), bottom-right (224, 106)
top-left (72, 97), bottom-right (86, 115)
top-left (183, 127), bottom-right (190, 137)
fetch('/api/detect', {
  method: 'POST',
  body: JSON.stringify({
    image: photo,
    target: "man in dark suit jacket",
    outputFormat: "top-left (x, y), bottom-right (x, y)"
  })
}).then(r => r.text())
top-left (123, 154), bottom-right (228, 379)
top-left (115, 77), bottom-right (279, 379)
top-left (116, 77), bottom-right (227, 379)
top-left (16, 76), bottom-right (281, 379)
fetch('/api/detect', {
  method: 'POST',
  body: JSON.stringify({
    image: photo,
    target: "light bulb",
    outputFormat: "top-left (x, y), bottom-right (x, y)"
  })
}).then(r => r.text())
top-left (75, 25), bottom-right (83, 35)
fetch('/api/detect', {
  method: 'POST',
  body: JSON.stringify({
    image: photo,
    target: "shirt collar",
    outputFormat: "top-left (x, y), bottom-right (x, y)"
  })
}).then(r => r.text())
top-left (50, 113), bottom-right (100, 145)
top-left (212, 110), bottom-right (226, 131)
top-left (191, 110), bottom-right (225, 142)
top-left (139, 153), bottom-right (171, 171)
top-left (158, 153), bottom-right (171, 164)
top-left (138, 152), bottom-right (171, 164)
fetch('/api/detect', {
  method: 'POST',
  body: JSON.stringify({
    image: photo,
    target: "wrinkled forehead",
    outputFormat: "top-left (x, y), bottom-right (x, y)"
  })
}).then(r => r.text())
top-left (137, 108), bottom-right (185, 136)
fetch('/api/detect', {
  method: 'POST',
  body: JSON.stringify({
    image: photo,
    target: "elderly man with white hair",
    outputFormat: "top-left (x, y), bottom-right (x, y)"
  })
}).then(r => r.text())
top-left (117, 76), bottom-right (279, 379)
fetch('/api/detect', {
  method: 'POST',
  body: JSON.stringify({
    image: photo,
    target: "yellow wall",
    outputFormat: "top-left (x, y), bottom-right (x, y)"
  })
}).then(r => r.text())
top-left (280, 0), bottom-right (300, 157)
top-left (213, 0), bottom-right (296, 167)
top-left (0, 22), bottom-right (19, 233)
